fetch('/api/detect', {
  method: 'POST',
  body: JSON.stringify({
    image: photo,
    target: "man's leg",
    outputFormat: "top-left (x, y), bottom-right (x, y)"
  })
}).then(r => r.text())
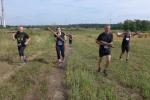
top-left (119, 52), bottom-right (123, 59)
top-left (103, 55), bottom-right (111, 76)
top-left (22, 46), bottom-right (27, 62)
top-left (56, 46), bottom-right (61, 62)
top-left (126, 47), bottom-right (130, 62)
top-left (18, 46), bottom-right (22, 61)
top-left (126, 52), bottom-right (129, 62)
top-left (97, 57), bottom-right (103, 72)
top-left (120, 46), bottom-right (125, 59)
top-left (20, 46), bottom-right (26, 62)
top-left (60, 45), bottom-right (65, 62)
top-left (20, 56), bottom-right (24, 62)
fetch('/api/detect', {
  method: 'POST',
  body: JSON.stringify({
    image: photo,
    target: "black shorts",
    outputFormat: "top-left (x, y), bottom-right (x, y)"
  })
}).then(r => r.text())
top-left (99, 49), bottom-right (111, 57)
top-left (122, 45), bottom-right (130, 53)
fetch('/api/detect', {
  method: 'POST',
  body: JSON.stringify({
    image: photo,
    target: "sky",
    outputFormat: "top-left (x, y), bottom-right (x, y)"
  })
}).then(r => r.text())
top-left (1, 0), bottom-right (150, 25)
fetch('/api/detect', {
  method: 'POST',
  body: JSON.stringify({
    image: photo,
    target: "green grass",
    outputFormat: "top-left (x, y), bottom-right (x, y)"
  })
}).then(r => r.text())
top-left (66, 28), bottom-right (150, 100)
top-left (0, 28), bottom-right (150, 100)
top-left (0, 29), bottom-right (56, 100)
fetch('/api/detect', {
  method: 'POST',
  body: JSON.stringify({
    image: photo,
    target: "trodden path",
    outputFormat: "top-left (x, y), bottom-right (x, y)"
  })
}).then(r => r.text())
top-left (24, 44), bottom-right (72, 100)
top-left (47, 45), bottom-right (72, 100)
top-left (0, 51), bottom-right (45, 85)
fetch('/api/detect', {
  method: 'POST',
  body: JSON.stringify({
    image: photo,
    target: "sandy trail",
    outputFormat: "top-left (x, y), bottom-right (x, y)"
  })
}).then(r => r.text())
top-left (24, 45), bottom-right (72, 100)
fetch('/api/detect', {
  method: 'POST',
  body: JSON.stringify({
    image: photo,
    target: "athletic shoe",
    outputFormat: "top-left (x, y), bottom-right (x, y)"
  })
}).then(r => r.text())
top-left (60, 59), bottom-right (64, 63)
top-left (58, 59), bottom-right (61, 63)
top-left (58, 59), bottom-right (64, 63)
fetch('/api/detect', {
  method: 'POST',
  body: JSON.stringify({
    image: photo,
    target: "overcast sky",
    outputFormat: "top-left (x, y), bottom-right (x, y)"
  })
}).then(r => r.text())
top-left (2, 0), bottom-right (150, 25)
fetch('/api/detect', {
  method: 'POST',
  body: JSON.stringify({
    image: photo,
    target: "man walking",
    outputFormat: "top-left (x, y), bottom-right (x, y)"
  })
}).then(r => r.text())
top-left (96, 25), bottom-right (114, 76)
top-left (13, 26), bottom-right (30, 63)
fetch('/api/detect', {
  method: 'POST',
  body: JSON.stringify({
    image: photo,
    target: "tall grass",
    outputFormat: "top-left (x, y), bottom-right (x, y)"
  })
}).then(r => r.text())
top-left (0, 29), bottom-right (56, 100)
top-left (66, 29), bottom-right (150, 100)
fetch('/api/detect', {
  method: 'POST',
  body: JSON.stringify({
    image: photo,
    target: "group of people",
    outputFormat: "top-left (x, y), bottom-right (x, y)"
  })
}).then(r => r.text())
top-left (96, 25), bottom-right (138, 76)
top-left (12, 27), bottom-right (73, 64)
top-left (13, 25), bottom-right (138, 77)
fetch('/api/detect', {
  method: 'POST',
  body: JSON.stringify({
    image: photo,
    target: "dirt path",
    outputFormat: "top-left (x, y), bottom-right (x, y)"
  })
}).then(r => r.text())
top-left (0, 51), bottom-right (45, 85)
top-left (24, 45), bottom-right (72, 100)
top-left (46, 66), bottom-right (66, 100)
top-left (47, 46), bottom-right (71, 100)
top-left (0, 62), bottom-right (18, 84)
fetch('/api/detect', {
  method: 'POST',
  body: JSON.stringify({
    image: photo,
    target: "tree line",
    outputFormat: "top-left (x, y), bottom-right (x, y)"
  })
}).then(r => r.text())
top-left (1, 19), bottom-right (150, 32)
top-left (123, 20), bottom-right (150, 31)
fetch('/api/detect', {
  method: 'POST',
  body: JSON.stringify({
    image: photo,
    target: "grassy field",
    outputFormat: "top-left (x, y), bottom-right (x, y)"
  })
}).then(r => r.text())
top-left (65, 29), bottom-right (150, 100)
top-left (0, 28), bottom-right (150, 100)
top-left (0, 29), bottom-right (56, 100)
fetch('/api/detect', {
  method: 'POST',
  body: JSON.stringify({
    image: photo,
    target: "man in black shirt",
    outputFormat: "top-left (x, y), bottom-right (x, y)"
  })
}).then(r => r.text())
top-left (13, 26), bottom-right (30, 63)
top-left (96, 25), bottom-right (114, 76)
top-left (117, 30), bottom-right (138, 62)
top-left (54, 27), bottom-right (66, 63)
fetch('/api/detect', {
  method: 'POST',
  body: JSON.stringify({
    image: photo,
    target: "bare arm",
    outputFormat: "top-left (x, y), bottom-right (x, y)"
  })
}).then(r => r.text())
top-left (100, 41), bottom-right (114, 47)
top-left (12, 33), bottom-right (16, 41)
top-left (64, 34), bottom-right (67, 41)
top-left (96, 39), bottom-right (110, 45)
top-left (96, 40), bottom-right (101, 44)
top-left (25, 38), bottom-right (31, 45)
top-left (96, 40), bottom-right (114, 48)
top-left (48, 28), bottom-right (65, 42)
top-left (117, 32), bottom-right (125, 37)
